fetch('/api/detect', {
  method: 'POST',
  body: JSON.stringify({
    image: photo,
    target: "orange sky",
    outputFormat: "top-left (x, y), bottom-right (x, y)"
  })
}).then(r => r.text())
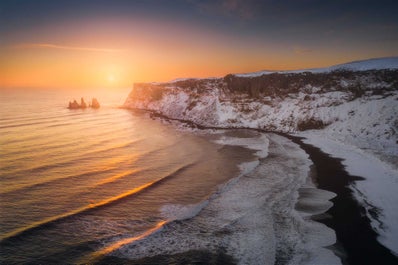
top-left (1, 1), bottom-right (397, 90)
top-left (0, 38), bottom-right (373, 90)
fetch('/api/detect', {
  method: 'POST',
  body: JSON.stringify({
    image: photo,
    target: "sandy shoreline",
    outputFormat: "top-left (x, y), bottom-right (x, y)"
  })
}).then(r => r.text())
top-left (94, 111), bottom-right (397, 264)
top-left (95, 129), bottom-right (340, 265)
top-left (288, 135), bottom-right (398, 265)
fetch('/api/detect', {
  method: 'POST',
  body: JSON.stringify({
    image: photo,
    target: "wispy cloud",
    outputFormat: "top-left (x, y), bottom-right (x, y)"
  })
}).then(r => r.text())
top-left (11, 43), bottom-right (126, 53)
top-left (293, 47), bottom-right (314, 54)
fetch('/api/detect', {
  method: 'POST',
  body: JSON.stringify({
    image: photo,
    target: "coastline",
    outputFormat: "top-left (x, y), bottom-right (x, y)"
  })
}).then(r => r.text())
top-left (99, 110), bottom-right (340, 264)
top-left (286, 135), bottom-right (398, 265)
top-left (116, 108), bottom-right (398, 264)
top-left (297, 131), bottom-right (398, 254)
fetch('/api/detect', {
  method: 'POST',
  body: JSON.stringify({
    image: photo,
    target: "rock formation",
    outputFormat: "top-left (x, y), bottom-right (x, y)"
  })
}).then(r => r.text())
top-left (91, 98), bottom-right (100, 109)
top-left (68, 97), bottom-right (100, 109)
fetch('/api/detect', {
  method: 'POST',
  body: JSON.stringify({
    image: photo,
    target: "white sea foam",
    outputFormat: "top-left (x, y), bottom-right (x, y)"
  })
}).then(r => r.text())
top-left (160, 201), bottom-right (209, 221)
top-left (298, 131), bottom-right (398, 254)
top-left (214, 133), bottom-right (269, 158)
top-left (107, 133), bottom-right (339, 265)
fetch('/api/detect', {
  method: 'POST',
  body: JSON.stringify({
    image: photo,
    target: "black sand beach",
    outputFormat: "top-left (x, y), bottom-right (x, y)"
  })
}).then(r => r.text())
top-left (288, 135), bottom-right (398, 265)
top-left (128, 114), bottom-right (398, 265)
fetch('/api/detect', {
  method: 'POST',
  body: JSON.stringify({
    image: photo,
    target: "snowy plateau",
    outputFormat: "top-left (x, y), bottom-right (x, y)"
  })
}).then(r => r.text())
top-left (124, 57), bottom-right (398, 256)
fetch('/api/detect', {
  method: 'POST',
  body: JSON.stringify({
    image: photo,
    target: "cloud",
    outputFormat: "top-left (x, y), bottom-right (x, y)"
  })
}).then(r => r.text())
top-left (11, 43), bottom-right (126, 53)
top-left (293, 47), bottom-right (314, 54)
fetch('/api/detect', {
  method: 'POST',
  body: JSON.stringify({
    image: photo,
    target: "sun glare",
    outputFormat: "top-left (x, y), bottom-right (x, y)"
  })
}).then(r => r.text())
top-left (107, 74), bottom-right (115, 83)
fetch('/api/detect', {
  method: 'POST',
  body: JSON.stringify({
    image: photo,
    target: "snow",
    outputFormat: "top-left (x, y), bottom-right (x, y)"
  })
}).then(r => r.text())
top-left (297, 131), bottom-right (398, 254)
top-left (108, 132), bottom-right (340, 265)
top-left (168, 77), bottom-right (219, 83)
top-left (330, 57), bottom-right (398, 72)
top-left (124, 56), bottom-right (398, 257)
top-left (235, 57), bottom-right (398, 77)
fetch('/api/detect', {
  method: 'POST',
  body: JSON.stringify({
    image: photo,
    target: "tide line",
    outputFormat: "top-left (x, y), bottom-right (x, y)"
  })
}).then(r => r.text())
top-left (83, 220), bottom-right (168, 264)
top-left (1, 163), bottom-right (193, 243)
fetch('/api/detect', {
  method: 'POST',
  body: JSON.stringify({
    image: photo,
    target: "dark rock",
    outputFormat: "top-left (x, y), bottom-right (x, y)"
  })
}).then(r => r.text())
top-left (68, 97), bottom-right (100, 109)
top-left (91, 98), bottom-right (100, 109)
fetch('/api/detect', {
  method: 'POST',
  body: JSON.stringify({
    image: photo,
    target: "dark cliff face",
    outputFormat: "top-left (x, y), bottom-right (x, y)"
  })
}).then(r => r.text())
top-left (128, 70), bottom-right (398, 104)
top-left (223, 70), bottom-right (398, 99)
top-left (124, 68), bottom-right (398, 141)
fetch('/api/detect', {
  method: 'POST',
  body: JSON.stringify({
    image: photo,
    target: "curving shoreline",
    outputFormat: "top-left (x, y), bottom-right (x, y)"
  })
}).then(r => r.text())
top-left (287, 135), bottom-right (398, 265)
top-left (96, 129), bottom-right (338, 265)
top-left (118, 109), bottom-right (398, 264)
top-left (95, 111), bottom-right (338, 264)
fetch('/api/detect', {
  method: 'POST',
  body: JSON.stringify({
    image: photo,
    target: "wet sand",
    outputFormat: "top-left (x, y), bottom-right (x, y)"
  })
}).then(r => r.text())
top-left (287, 135), bottom-right (398, 265)
top-left (94, 131), bottom-right (339, 265)
top-left (94, 111), bottom-right (398, 264)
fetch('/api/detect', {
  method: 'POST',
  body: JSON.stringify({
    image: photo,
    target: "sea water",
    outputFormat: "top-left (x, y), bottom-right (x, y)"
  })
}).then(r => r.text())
top-left (0, 89), bottom-right (256, 264)
top-left (0, 89), bottom-right (339, 265)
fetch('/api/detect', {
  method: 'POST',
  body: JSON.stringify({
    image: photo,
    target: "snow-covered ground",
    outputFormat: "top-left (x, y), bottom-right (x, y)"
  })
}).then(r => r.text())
top-left (235, 56), bottom-right (398, 77)
top-left (107, 132), bottom-right (340, 265)
top-left (124, 56), bottom-right (398, 256)
top-left (298, 130), bottom-right (398, 255)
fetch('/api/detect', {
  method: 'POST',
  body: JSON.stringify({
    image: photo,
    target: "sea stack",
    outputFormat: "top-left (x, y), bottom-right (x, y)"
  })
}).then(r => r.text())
top-left (68, 99), bottom-right (80, 109)
top-left (91, 98), bottom-right (100, 109)
top-left (68, 97), bottom-right (100, 109)
top-left (80, 98), bottom-right (87, 108)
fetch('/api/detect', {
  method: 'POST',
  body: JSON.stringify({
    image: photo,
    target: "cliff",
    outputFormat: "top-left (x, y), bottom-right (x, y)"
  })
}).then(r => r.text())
top-left (124, 57), bottom-right (398, 162)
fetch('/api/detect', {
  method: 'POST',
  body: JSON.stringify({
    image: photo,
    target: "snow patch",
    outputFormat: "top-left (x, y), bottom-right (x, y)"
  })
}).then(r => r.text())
top-left (235, 57), bottom-right (398, 77)
top-left (298, 131), bottom-right (398, 254)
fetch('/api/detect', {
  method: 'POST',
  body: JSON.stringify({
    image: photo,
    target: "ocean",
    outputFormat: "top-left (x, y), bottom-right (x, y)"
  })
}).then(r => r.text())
top-left (2, 89), bottom-right (359, 265)
top-left (0, 89), bottom-right (258, 264)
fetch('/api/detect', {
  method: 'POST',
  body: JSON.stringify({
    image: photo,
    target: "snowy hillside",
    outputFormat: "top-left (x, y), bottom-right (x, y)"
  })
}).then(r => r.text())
top-left (124, 57), bottom-right (398, 254)
top-left (235, 56), bottom-right (398, 77)
top-left (124, 58), bottom-right (398, 163)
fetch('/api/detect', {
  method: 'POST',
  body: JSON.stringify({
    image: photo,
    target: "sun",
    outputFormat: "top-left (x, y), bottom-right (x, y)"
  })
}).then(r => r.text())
top-left (107, 74), bottom-right (116, 83)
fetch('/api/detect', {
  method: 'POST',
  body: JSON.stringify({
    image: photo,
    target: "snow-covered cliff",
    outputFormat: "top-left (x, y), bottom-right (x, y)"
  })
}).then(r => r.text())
top-left (124, 57), bottom-right (398, 254)
top-left (124, 57), bottom-right (398, 162)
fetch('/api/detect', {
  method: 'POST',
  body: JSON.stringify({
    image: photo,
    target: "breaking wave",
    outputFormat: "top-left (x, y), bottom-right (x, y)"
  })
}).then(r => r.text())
top-left (0, 163), bottom-right (194, 243)
top-left (97, 133), bottom-right (340, 265)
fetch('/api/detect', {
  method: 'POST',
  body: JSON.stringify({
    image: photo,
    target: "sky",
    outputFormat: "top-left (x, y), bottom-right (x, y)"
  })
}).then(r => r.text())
top-left (1, 0), bottom-right (398, 90)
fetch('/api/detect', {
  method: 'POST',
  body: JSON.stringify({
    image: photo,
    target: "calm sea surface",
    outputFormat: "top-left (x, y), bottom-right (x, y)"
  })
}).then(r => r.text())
top-left (0, 90), bottom-right (252, 264)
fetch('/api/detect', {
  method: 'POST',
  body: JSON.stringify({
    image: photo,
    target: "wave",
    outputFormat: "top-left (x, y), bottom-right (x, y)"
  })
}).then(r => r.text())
top-left (94, 169), bottom-right (142, 187)
top-left (93, 133), bottom-right (340, 265)
top-left (0, 110), bottom-right (87, 124)
top-left (0, 114), bottom-right (112, 129)
top-left (82, 220), bottom-right (168, 264)
top-left (2, 139), bottom-right (143, 177)
top-left (1, 126), bottom-right (137, 160)
top-left (1, 115), bottom-right (132, 146)
top-left (1, 138), bottom-right (181, 194)
top-left (0, 108), bottom-right (118, 124)
top-left (0, 120), bottom-right (57, 129)
top-left (0, 163), bottom-right (194, 243)
top-left (0, 166), bottom-right (117, 195)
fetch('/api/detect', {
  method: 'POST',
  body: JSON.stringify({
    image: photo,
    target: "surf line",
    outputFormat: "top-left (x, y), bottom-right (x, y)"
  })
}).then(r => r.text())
top-left (1, 163), bottom-right (193, 244)
top-left (285, 135), bottom-right (398, 265)
top-left (0, 181), bottom-right (157, 243)
top-left (134, 109), bottom-right (398, 265)
top-left (1, 163), bottom-right (193, 243)
top-left (81, 220), bottom-right (168, 264)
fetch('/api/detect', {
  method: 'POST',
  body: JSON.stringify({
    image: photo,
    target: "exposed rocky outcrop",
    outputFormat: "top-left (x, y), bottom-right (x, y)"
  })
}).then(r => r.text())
top-left (90, 98), bottom-right (100, 109)
top-left (124, 57), bottom-right (398, 160)
top-left (68, 97), bottom-right (100, 109)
